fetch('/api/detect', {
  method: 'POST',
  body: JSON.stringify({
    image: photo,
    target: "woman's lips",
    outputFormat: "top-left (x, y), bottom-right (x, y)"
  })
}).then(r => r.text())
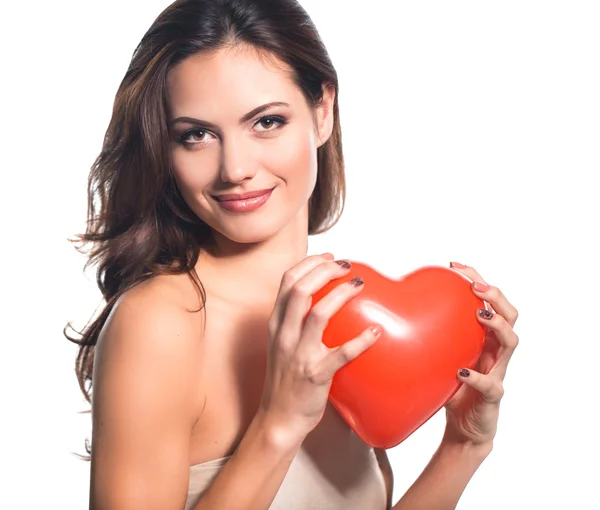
top-left (213, 188), bottom-right (274, 213)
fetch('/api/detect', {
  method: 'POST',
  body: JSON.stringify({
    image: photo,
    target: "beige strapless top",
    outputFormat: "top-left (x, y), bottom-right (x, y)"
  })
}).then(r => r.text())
top-left (184, 404), bottom-right (388, 510)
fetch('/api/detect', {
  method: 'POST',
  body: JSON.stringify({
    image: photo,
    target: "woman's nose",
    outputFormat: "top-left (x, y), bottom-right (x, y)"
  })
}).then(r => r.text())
top-left (219, 136), bottom-right (258, 184)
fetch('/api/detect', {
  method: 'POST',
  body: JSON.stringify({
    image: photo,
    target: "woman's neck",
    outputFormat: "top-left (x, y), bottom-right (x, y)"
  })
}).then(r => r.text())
top-left (195, 207), bottom-right (310, 308)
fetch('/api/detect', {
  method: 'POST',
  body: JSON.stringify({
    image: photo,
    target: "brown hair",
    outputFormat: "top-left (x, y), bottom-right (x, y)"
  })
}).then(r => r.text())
top-left (66, 0), bottom-right (346, 420)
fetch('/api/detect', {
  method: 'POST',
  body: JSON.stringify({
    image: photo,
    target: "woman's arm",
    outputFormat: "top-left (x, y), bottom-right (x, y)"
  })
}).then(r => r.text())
top-left (390, 440), bottom-right (491, 510)
top-left (90, 281), bottom-right (303, 510)
top-left (374, 448), bottom-right (394, 510)
top-left (90, 283), bottom-right (203, 510)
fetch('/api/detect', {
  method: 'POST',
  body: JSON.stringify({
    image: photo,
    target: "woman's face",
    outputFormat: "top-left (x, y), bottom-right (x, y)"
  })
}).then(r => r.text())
top-left (166, 44), bottom-right (334, 245)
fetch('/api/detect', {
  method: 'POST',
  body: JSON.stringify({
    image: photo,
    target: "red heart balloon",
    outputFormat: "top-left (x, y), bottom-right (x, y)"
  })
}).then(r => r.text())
top-left (311, 263), bottom-right (486, 449)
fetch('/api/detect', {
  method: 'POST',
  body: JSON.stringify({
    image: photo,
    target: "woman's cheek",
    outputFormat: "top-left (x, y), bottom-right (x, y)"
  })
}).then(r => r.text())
top-left (172, 148), bottom-right (218, 191)
top-left (264, 131), bottom-right (318, 187)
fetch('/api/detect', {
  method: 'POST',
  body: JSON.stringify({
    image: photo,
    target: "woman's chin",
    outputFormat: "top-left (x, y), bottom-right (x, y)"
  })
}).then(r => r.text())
top-left (210, 219), bottom-right (284, 245)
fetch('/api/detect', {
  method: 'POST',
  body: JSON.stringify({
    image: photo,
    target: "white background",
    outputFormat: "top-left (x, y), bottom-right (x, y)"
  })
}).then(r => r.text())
top-left (1, 1), bottom-right (599, 508)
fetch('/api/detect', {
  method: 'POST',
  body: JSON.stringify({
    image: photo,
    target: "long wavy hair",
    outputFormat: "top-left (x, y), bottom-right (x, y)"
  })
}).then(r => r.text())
top-left (65, 0), bottom-right (346, 433)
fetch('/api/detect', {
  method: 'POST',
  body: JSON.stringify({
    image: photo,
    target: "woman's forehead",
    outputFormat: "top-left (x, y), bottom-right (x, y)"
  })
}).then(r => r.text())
top-left (166, 45), bottom-right (300, 120)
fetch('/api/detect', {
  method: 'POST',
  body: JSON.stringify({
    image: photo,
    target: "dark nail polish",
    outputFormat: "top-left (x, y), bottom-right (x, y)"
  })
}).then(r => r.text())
top-left (459, 368), bottom-right (470, 378)
top-left (350, 277), bottom-right (364, 287)
top-left (335, 260), bottom-right (352, 269)
top-left (479, 308), bottom-right (493, 320)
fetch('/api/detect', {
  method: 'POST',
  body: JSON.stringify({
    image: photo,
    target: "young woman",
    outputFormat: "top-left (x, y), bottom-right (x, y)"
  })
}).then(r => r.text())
top-left (68, 1), bottom-right (519, 508)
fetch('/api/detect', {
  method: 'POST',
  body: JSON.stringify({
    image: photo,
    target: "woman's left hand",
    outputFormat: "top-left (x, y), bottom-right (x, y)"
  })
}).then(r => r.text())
top-left (442, 262), bottom-right (519, 452)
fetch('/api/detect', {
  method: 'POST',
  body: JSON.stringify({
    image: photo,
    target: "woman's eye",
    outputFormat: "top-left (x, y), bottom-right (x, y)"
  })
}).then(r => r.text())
top-left (253, 115), bottom-right (286, 132)
top-left (179, 129), bottom-right (215, 146)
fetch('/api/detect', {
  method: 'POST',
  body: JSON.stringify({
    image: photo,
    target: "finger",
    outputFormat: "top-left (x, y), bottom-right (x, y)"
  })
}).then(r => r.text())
top-left (318, 325), bottom-right (382, 379)
top-left (457, 367), bottom-right (505, 404)
top-left (472, 282), bottom-right (519, 328)
top-left (450, 262), bottom-right (518, 327)
top-left (449, 262), bottom-right (488, 285)
top-left (276, 259), bottom-right (353, 347)
top-left (477, 309), bottom-right (519, 380)
top-left (270, 253), bottom-right (334, 335)
top-left (298, 276), bottom-right (366, 352)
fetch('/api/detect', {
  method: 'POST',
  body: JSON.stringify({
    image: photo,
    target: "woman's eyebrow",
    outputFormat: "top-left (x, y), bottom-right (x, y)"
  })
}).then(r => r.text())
top-left (169, 101), bottom-right (291, 129)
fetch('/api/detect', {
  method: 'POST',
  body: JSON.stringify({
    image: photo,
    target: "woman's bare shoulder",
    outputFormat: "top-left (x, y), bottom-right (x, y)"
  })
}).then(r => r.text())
top-left (122, 271), bottom-right (206, 313)
top-left (97, 272), bottom-right (205, 376)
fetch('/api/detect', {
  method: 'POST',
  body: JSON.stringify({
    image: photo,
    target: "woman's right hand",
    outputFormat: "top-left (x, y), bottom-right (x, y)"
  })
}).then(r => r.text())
top-left (258, 253), bottom-right (382, 443)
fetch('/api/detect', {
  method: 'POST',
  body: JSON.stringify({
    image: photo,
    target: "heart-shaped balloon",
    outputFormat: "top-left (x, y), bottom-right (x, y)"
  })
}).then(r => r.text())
top-left (311, 262), bottom-right (486, 449)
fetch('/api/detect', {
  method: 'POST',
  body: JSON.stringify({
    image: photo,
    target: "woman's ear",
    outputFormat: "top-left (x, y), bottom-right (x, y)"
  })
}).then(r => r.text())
top-left (315, 83), bottom-right (336, 148)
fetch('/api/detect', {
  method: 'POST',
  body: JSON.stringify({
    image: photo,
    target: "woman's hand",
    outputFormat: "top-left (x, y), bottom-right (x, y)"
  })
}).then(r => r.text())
top-left (442, 262), bottom-right (519, 451)
top-left (259, 253), bottom-right (382, 444)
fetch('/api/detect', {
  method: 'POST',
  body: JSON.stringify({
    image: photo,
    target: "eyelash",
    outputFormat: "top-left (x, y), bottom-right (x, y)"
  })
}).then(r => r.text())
top-left (177, 115), bottom-right (288, 148)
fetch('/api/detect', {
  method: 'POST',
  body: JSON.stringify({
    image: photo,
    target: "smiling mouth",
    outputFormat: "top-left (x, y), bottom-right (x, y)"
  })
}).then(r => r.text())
top-left (212, 187), bottom-right (275, 213)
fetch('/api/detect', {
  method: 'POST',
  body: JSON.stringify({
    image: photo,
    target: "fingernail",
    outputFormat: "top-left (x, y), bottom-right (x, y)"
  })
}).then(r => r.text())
top-left (335, 259), bottom-right (352, 269)
top-left (479, 308), bottom-right (493, 320)
top-left (369, 324), bottom-right (383, 337)
top-left (473, 281), bottom-right (489, 292)
top-left (350, 277), bottom-right (364, 287)
top-left (459, 368), bottom-right (470, 378)
top-left (450, 262), bottom-right (466, 269)
top-left (322, 253), bottom-right (335, 259)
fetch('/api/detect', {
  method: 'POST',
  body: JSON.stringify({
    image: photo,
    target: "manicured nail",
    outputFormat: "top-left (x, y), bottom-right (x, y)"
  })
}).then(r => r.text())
top-left (369, 324), bottom-right (383, 337)
top-left (335, 259), bottom-right (352, 269)
top-left (450, 262), bottom-right (467, 269)
top-left (473, 281), bottom-right (489, 292)
top-left (479, 308), bottom-right (493, 320)
top-left (350, 277), bottom-right (364, 287)
top-left (459, 368), bottom-right (470, 378)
